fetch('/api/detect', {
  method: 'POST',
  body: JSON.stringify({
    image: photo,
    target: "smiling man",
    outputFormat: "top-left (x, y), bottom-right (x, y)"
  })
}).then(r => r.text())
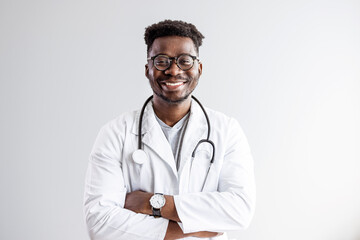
top-left (147, 35), bottom-right (201, 104)
top-left (84, 20), bottom-right (256, 240)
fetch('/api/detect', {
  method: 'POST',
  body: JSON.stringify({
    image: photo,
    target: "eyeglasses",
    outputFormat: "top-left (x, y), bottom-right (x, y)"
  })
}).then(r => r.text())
top-left (147, 54), bottom-right (200, 71)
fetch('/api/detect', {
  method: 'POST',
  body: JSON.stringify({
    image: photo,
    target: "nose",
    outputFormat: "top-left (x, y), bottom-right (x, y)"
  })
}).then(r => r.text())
top-left (164, 60), bottom-right (182, 76)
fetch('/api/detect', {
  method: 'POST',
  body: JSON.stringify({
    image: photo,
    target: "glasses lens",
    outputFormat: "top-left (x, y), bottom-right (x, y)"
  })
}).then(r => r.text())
top-left (177, 55), bottom-right (194, 70)
top-left (154, 55), bottom-right (170, 70)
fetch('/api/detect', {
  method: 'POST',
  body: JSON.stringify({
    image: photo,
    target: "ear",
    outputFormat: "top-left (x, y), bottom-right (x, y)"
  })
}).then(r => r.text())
top-left (145, 64), bottom-right (149, 79)
top-left (198, 62), bottom-right (203, 76)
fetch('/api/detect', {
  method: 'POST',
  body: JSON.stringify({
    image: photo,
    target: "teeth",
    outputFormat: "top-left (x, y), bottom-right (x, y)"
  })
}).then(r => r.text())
top-left (165, 82), bottom-right (183, 86)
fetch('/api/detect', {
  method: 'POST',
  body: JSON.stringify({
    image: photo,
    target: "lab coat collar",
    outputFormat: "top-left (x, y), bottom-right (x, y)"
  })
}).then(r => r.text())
top-left (176, 99), bottom-right (208, 176)
top-left (131, 100), bottom-right (177, 177)
top-left (131, 98), bottom-right (207, 137)
top-left (131, 97), bottom-right (208, 178)
top-left (131, 100), bottom-right (156, 136)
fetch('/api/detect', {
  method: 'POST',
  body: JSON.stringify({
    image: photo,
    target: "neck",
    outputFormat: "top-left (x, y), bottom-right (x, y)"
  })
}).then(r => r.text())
top-left (152, 95), bottom-right (191, 127)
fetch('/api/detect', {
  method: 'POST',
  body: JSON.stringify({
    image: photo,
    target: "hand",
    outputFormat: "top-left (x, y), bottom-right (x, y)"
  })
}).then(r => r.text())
top-left (124, 190), bottom-right (152, 215)
top-left (191, 231), bottom-right (224, 238)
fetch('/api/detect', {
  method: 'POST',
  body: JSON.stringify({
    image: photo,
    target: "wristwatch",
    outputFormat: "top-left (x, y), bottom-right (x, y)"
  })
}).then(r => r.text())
top-left (149, 193), bottom-right (166, 217)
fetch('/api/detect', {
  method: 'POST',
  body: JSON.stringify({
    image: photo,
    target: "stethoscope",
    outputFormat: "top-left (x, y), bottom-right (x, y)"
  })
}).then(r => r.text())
top-left (132, 95), bottom-right (215, 190)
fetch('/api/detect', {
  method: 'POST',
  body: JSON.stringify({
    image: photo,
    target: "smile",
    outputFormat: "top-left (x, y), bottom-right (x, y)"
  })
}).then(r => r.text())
top-left (165, 82), bottom-right (184, 86)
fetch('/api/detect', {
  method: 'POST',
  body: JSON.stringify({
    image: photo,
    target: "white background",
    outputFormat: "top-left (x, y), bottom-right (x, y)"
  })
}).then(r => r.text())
top-left (1, 0), bottom-right (359, 239)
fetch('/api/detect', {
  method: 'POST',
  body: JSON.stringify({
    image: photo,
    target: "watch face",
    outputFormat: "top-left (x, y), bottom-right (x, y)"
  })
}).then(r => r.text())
top-left (150, 194), bottom-right (166, 209)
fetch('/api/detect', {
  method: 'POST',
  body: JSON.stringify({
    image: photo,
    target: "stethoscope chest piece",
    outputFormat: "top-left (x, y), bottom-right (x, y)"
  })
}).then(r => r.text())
top-left (132, 149), bottom-right (148, 165)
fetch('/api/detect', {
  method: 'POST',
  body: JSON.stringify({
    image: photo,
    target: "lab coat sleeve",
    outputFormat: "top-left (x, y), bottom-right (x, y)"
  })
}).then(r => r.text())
top-left (84, 122), bottom-right (169, 240)
top-left (173, 118), bottom-right (256, 233)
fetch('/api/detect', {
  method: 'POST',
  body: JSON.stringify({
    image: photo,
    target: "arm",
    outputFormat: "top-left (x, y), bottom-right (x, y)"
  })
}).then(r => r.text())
top-left (173, 118), bottom-right (256, 233)
top-left (124, 192), bottom-right (222, 239)
top-left (124, 191), bottom-right (180, 222)
top-left (124, 118), bottom-right (256, 234)
top-left (164, 221), bottom-right (222, 240)
top-left (84, 123), bottom-right (168, 240)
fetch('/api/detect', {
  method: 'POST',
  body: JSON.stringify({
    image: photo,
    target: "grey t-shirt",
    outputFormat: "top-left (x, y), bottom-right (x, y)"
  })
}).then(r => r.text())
top-left (155, 112), bottom-right (190, 170)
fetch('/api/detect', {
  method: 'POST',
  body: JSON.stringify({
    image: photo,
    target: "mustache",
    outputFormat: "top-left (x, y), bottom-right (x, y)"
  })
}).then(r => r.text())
top-left (158, 75), bottom-right (191, 82)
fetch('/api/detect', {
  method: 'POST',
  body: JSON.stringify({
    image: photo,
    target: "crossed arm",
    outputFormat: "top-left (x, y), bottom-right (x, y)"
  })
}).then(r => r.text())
top-left (124, 190), bottom-right (222, 239)
top-left (85, 119), bottom-right (255, 239)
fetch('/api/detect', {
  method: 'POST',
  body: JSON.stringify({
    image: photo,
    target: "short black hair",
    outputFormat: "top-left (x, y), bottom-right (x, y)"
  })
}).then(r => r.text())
top-left (144, 20), bottom-right (205, 55)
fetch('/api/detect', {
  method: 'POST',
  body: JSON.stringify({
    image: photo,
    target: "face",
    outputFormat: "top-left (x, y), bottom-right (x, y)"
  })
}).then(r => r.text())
top-left (145, 36), bottom-right (202, 104)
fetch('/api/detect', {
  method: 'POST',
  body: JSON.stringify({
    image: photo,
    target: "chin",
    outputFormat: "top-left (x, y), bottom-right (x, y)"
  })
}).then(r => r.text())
top-left (157, 92), bottom-right (191, 105)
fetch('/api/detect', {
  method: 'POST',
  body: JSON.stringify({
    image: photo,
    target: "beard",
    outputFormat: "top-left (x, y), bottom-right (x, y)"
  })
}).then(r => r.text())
top-left (151, 74), bottom-right (199, 105)
top-left (154, 89), bottom-right (193, 104)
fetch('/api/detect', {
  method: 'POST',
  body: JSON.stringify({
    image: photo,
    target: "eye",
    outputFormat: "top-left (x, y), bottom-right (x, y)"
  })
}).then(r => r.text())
top-left (155, 60), bottom-right (168, 65)
top-left (180, 59), bottom-right (192, 65)
top-left (154, 56), bottom-right (170, 66)
top-left (178, 55), bottom-right (193, 66)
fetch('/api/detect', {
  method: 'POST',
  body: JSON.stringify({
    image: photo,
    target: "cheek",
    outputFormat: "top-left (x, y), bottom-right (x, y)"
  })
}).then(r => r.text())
top-left (188, 70), bottom-right (201, 81)
top-left (148, 68), bottom-right (161, 80)
top-left (148, 72), bottom-right (161, 88)
top-left (146, 68), bottom-right (153, 79)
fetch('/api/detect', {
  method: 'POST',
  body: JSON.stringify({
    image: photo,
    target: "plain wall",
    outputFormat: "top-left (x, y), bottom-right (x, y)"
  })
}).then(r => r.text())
top-left (1, 0), bottom-right (359, 239)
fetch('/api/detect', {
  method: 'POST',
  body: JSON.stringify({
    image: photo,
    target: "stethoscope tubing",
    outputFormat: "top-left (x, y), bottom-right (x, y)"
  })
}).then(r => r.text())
top-left (136, 95), bottom-right (215, 191)
top-left (138, 96), bottom-right (154, 149)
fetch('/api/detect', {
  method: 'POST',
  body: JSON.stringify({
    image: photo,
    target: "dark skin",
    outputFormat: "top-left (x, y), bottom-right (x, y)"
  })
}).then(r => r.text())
top-left (124, 36), bottom-right (222, 239)
top-left (146, 36), bottom-right (201, 126)
top-left (125, 191), bottom-right (222, 239)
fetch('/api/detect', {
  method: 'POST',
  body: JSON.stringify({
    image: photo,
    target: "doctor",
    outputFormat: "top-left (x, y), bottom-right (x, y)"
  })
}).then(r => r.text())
top-left (84, 20), bottom-right (256, 240)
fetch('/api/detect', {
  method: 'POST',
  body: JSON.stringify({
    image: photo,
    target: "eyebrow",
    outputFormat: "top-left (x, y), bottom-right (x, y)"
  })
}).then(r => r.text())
top-left (150, 52), bottom-right (197, 57)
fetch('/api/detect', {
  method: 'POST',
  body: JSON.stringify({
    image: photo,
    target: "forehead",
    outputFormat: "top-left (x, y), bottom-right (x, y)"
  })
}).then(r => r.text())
top-left (149, 36), bottom-right (197, 56)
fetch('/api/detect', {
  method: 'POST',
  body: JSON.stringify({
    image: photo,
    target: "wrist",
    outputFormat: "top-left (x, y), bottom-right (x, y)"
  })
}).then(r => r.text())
top-left (144, 192), bottom-right (153, 215)
top-left (149, 193), bottom-right (166, 217)
top-left (161, 195), bottom-right (180, 222)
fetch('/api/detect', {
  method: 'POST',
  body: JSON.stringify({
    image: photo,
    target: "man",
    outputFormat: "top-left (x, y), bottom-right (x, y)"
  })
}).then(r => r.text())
top-left (84, 20), bottom-right (255, 240)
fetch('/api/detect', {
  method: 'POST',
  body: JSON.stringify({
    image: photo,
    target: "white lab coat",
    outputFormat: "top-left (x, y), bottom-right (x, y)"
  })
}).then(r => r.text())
top-left (84, 99), bottom-right (256, 240)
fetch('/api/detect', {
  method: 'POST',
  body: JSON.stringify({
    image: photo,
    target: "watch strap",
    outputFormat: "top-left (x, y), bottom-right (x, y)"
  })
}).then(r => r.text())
top-left (152, 207), bottom-right (161, 217)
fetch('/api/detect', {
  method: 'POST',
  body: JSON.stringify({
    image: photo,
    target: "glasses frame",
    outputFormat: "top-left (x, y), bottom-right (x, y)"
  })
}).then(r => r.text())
top-left (147, 54), bottom-right (200, 71)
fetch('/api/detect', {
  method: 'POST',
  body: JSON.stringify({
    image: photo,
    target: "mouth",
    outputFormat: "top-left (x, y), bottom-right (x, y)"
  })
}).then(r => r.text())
top-left (164, 82), bottom-right (184, 86)
top-left (160, 80), bottom-right (186, 91)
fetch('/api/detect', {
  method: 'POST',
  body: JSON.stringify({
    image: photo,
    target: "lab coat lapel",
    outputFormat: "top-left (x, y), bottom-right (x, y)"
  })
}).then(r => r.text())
top-left (177, 99), bottom-right (207, 176)
top-left (132, 102), bottom-right (178, 178)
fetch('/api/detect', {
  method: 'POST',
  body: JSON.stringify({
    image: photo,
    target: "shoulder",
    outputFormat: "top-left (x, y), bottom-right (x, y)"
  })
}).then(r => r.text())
top-left (99, 109), bottom-right (139, 136)
top-left (203, 106), bottom-right (247, 140)
top-left (204, 107), bottom-right (241, 129)
top-left (205, 107), bottom-right (232, 122)
top-left (204, 107), bottom-right (251, 156)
